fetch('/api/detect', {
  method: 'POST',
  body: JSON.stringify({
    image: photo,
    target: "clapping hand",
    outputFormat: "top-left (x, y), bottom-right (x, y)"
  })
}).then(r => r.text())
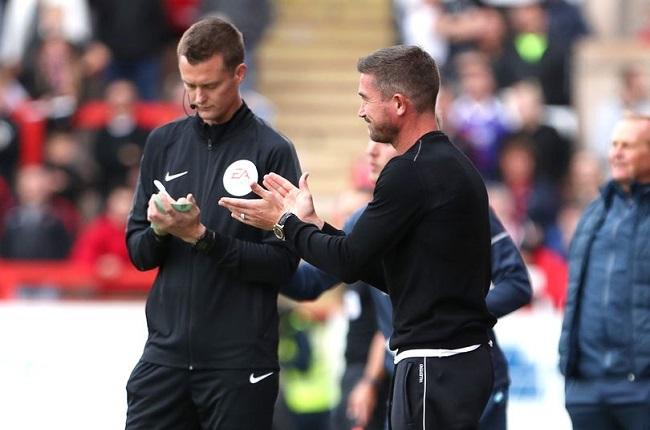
top-left (219, 172), bottom-right (324, 230)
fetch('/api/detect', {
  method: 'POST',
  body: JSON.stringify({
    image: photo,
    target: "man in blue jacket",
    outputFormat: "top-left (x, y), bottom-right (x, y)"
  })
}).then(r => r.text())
top-left (559, 113), bottom-right (650, 429)
top-left (282, 140), bottom-right (532, 430)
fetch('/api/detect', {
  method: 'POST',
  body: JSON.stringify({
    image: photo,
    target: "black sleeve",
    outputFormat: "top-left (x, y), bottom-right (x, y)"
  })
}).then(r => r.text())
top-left (126, 129), bottom-right (170, 271)
top-left (284, 159), bottom-right (421, 288)
top-left (486, 209), bottom-right (533, 317)
top-left (202, 136), bottom-right (303, 285)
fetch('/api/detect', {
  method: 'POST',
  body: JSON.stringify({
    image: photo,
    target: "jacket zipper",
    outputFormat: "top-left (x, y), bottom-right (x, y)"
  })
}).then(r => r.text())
top-left (188, 134), bottom-right (216, 370)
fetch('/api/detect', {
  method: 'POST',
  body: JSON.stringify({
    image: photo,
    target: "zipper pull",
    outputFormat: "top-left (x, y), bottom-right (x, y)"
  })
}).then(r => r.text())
top-left (207, 138), bottom-right (213, 150)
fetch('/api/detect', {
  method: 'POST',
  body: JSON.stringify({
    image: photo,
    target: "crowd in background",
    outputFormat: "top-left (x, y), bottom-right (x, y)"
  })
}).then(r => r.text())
top-left (0, 0), bottom-right (644, 305)
top-left (0, 0), bottom-right (274, 290)
top-left (0, 0), bottom-right (644, 327)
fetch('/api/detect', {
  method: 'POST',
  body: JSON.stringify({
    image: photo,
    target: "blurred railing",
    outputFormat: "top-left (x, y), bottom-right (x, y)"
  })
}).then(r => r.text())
top-left (10, 101), bottom-right (184, 165)
top-left (0, 260), bottom-right (156, 299)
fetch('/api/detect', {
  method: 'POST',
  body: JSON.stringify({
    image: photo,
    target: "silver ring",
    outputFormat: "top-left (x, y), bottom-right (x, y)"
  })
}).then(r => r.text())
top-left (240, 213), bottom-right (246, 221)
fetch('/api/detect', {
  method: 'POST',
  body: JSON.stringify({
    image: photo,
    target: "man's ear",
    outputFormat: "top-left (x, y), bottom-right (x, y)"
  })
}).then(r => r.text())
top-left (234, 63), bottom-right (247, 83)
top-left (393, 93), bottom-right (407, 116)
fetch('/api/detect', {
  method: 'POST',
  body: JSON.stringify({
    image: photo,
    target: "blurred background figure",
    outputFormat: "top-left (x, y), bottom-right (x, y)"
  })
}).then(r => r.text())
top-left (497, 133), bottom-right (559, 236)
top-left (85, 0), bottom-right (170, 100)
top-left (42, 131), bottom-right (86, 235)
top-left (90, 79), bottom-right (147, 199)
top-left (449, 50), bottom-right (512, 180)
top-left (559, 114), bottom-right (650, 430)
top-left (497, 1), bottom-right (576, 106)
top-left (504, 80), bottom-right (573, 191)
top-left (562, 150), bottom-right (605, 210)
top-left (591, 64), bottom-right (650, 161)
top-left (71, 186), bottom-right (133, 293)
top-left (275, 298), bottom-right (343, 430)
top-left (0, 164), bottom-right (71, 260)
top-left (0, 69), bottom-right (21, 186)
top-left (399, 0), bottom-right (450, 68)
top-left (0, 0), bottom-right (91, 128)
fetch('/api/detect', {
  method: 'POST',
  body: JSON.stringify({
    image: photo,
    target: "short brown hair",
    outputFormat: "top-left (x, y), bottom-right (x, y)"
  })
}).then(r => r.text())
top-left (357, 45), bottom-right (440, 113)
top-left (177, 17), bottom-right (244, 71)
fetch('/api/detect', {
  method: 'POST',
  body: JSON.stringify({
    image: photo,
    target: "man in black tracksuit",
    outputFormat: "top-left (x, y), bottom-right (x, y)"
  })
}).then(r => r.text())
top-left (124, 18), bottom-right (301, 429)
top-left (221, 46), bottom-right (497, 429)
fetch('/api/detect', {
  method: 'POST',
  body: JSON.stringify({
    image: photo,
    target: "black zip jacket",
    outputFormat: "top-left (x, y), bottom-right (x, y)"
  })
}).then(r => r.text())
top-left (126, 104), bottom-right (301, 370)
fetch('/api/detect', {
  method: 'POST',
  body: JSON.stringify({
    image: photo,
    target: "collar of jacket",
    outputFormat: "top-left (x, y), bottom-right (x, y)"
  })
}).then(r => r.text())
top-left (192, 102), bottom-right (251, 145)
top-left (600, 180), bottom-right (650, 206)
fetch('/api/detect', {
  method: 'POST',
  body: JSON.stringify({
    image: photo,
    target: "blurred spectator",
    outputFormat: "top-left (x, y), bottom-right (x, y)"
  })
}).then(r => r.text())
top-left (496, 0), bottom-right (575, 105)
top-left (590, 64), bottom-right (650, 161)
top-left (449, 51), bottom-right (512, 179)
top-left (0, 175), bottom-right (14, 227)
top-left (0, 164), bottom-right (71, 259)
top-left (0, 65), bottom-right (29, 113)
top-left (0, 0), bottom-right (91, 70)
top-left (519, 221), bottom-right (567, 310)
top-left (43, 131), bottom-right (87, 234)
top-left (545, 0), bottom-right (590, 47)
top-left (487, 181), bottom-right (524, 245)
top-left (276, 300), bottom-right (342, 430)
top-left (497, 133), bottom-right (559, 232)
top-left (504, 80), bottom-right (573, 188)
top-left (563, 149), bottom-right (605, 209)
top-left (71, 186), bottom-right (132, 286)
top-left (164, 0), bottom-right (201, 37)
top-left (559, 114), bottom-right (650, 429)
top-left (22, 37), bottom-right (83, 128)
top-left (4, 2), bottom-right (89, 128)
top-left (87, 0), bottom-right (170, 100)
top-left (400, 0), bottom-right (449, 66)
top-left (44, 131), bottom-right (88, 204)
top-left (90, 79), bottom-right (148, 198)
top-left (475, 7), bottom-right (510, 78)
top-left (0, 71), bottom-right (20, 184)
top-left (548, 200), bottom-right (582, 257)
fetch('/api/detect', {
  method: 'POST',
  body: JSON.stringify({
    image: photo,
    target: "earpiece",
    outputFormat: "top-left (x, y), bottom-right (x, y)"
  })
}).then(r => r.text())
top-left (190, 103), bottom-right (197, 109)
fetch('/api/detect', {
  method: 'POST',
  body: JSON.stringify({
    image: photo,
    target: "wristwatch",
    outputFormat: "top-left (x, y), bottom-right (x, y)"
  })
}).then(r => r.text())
top-left (272, 212), bottom-right (294, 241)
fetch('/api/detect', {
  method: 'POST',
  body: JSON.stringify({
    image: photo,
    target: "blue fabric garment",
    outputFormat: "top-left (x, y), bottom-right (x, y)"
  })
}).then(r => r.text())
top-left (577, 189), bottom-right (635, 378)
top-left (559, 181), bottom-right (650, 404)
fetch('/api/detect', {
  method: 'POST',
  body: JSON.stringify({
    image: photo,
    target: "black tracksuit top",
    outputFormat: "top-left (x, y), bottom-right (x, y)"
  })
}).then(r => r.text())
top-left (284, 131), bottom-right (496, 351)
top-left (126, 104), bottom-right (301, 370)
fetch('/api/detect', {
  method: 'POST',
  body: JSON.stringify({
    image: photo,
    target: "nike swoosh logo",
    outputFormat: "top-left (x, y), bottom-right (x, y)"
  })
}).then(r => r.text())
top-left (165, 171), bottom-right (188, 181)
top-left (249, 372), bottom-right (274, 384)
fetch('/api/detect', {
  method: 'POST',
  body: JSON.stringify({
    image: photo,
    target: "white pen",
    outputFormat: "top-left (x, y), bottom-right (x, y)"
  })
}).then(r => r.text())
top-left (153, 179), bottom-right (172, 198)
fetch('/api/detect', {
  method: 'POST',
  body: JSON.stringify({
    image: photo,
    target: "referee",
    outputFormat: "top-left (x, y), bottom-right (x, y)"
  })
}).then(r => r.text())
top-left (125, 18), bottom-right (301, 429)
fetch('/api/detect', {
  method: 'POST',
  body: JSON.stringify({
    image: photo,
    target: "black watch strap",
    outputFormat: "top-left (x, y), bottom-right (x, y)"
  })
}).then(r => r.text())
top-left (273, 212), bottom-right (294, 241)
top-left (193, 229), bottom-right (216, 253)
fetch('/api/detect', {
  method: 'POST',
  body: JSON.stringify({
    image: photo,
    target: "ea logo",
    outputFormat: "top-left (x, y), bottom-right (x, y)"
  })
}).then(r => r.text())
top-left (223, 160), bottom-right (259, 196)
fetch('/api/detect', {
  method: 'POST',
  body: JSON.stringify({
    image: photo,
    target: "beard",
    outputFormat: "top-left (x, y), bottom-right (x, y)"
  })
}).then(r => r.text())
top-left (367, 119), bottom-right (398, 144)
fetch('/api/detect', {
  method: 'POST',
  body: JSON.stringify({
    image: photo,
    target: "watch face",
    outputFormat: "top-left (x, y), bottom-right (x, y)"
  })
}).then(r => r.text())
top-left (273, 225), bottom-right (285, 241)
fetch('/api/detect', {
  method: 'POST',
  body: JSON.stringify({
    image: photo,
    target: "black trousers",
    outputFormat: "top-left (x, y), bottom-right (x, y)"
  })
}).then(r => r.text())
top-left (125, 361), bottom-right (278, 430)
top-left (389, 344), bottom-right (493, 430)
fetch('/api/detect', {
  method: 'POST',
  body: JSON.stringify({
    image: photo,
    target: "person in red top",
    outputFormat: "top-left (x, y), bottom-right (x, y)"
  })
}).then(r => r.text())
top-left (71, 186), bottom-right (132, 288)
